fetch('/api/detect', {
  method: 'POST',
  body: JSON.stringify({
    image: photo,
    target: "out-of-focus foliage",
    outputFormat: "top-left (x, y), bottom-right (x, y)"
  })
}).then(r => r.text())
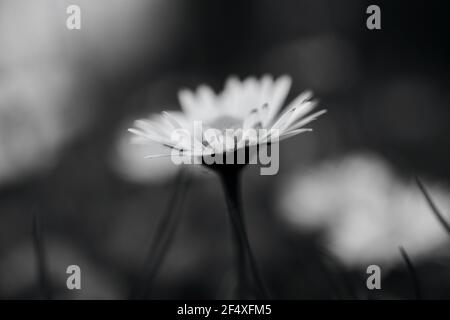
top-left (1, 0), bottom-right (449, 299)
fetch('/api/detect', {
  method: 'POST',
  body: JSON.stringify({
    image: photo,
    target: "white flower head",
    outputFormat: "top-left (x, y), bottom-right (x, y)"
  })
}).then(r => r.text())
top-left (129, 75), bottom-right (326, 161)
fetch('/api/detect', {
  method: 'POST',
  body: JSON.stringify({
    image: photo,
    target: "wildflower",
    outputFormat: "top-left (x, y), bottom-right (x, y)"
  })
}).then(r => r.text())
top-left (128, 75), bottom-right (325, 299)
top-left (128, 75), bottom-right (325, 163)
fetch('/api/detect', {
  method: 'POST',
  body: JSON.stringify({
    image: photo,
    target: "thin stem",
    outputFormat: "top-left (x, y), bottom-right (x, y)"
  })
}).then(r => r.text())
top-left (131, 169), bottom-right (190, 299)
top-left (222, 173), bottom-right (247, 297)
top-left (220, 170), bottom-right (269, 299)
top-left (415, 176), bottom-right (450, 235)
top-left (399, 246), bottom-right (422, 300)
top-left (32, 207), bottom-right (52, 299)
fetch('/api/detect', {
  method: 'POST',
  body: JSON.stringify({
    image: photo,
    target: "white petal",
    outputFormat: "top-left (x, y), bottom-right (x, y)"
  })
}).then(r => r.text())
top-left (196, 85), bottom-right (217, 110)
top-left (287, 109), bottom-right (327, 132)
top-left (162, 111), bottom-right (184, 129)
top-left (278, 128), bottom-right (313, 141)
top-left (143, 154), bottom-right (174, 159)
top-left (281, 100), bottom-right (318, 130)
top-left (178, 89), bottom-right (198, 117)
top-left (285, 90), bottom-right (314, 110)
top-left (264, 75), bottom-right (292, 126)
top-left (270, 105), bottom-right (297, 131)
top-left (128, 128), bottom-right (172, 146)
top-left (259, 74), bottom-right (274, 105)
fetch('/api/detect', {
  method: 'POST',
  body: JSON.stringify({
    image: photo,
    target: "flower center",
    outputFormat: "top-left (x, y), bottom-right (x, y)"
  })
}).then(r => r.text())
top-left (207, 115), bottom-right (243, 132)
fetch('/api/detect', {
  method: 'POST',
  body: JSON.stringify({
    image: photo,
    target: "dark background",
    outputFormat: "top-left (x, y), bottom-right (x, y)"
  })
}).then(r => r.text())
top-left (0, 0), bottom-right (449, 299)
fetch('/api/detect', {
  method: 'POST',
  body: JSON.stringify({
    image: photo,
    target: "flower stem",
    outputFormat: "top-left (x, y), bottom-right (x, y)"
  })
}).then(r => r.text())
top-left (131, 169), bottom-right (190, 299)
top-left (219, 169), bottom-right (269, 299)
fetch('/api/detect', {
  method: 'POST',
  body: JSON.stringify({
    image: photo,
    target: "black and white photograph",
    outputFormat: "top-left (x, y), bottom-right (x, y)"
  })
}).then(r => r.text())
top-left (0, 0), bottom-right (450, 312)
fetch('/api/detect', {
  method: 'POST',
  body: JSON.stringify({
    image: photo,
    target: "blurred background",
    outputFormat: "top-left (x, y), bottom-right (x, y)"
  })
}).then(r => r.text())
top-left (0, 0), bottom-right (450, 299)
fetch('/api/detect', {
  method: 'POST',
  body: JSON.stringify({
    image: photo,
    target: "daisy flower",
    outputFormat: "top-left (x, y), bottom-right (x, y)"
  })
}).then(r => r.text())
top-left (128, 75), bottom-right (326, 299)
top-left (128, 75), bottom-right (326, 161)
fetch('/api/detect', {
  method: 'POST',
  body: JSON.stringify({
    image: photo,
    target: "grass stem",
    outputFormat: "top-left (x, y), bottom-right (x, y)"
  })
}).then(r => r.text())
top-left (399, 246), bottom-right (422, 300)
top-left (32, 207), bottom-right (52, 299)
top-left (415, 176), bottom-right (450, 235)
top-left (131, 169), bottom-right (190, 299)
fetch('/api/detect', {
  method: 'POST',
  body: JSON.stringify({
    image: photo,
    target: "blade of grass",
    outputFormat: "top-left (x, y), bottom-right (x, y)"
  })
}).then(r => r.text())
top-left (415, 175), bottom-right (450, 235)
top-left (399, 246), bottom-right (422, 300)
top-left (32, 207), bottom-right (52, 299)
top-left (130, 168), bottom-right (190, 299)
top-left (319, 250), bottom-right (358, 299)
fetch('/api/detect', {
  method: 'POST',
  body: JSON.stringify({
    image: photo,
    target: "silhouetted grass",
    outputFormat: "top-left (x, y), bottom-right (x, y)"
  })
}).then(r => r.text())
top-left (399, 246), bottom-right (422, 300)
top-left (32, 207), bottom-right (53, 299)
top-left (130, 169), bottom-right (190, 299)
top-left (415, 175), bottom-right (450, 235)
